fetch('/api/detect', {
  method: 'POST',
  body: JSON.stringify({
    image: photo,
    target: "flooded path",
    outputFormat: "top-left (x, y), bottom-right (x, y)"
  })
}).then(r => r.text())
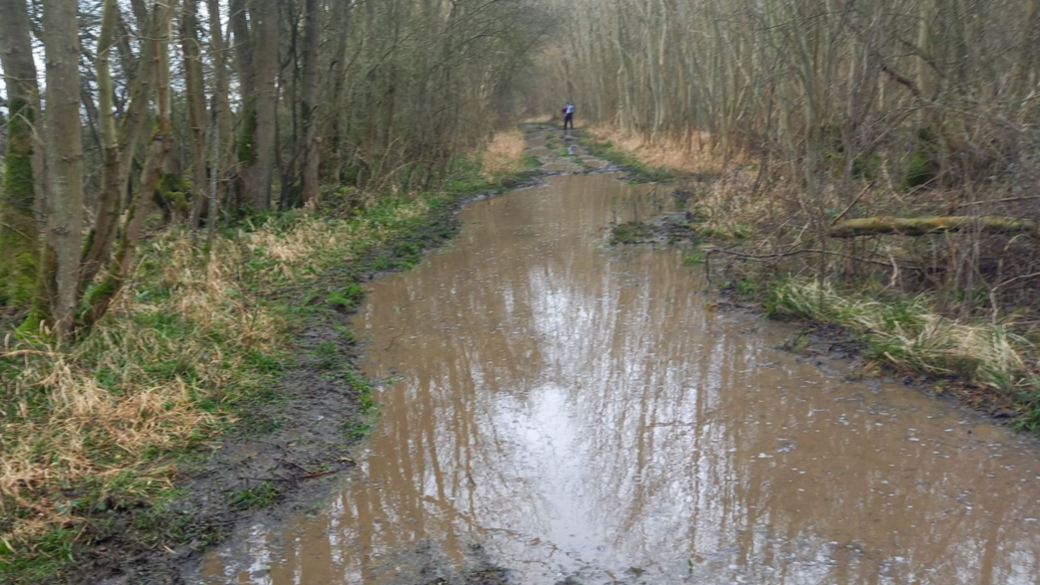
top-left (201, 130), bottom-right (1040, 585)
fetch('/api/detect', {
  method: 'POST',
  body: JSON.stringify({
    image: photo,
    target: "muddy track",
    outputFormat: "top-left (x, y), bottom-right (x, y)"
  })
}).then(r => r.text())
top-left (76, 158), bottom-right (547, 585)
top-left (174, 125), bottom-right (1040, 585)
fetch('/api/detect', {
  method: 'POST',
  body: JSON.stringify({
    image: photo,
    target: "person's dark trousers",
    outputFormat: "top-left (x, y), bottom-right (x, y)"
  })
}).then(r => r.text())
top-left (564, 113), bottom-right (574, 129)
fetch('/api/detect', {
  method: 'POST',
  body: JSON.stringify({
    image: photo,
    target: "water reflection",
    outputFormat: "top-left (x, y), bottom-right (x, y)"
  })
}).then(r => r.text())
top-left (203, 171), bottom-right (1040, 585)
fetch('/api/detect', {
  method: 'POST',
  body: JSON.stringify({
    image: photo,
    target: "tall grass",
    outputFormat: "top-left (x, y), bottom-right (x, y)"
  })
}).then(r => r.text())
top-left (482, 130), bottom-right (527, 182)
top-left (585, 125), bottom-right (737, 176)
top-left (580, 126), bottom-right (767, 238)
top-left (0, 131), bottom-right (529, 577)
top-left (765, 279), bottom-right (1039, 395)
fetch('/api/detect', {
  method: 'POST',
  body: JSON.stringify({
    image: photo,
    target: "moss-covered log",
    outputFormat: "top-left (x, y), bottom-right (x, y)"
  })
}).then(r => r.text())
top-left (829, 216), bottom-right (1038, 238)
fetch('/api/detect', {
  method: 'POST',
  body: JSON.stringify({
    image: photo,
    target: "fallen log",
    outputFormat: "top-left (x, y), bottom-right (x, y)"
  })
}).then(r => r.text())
top-left (829, 216), bottom-right (1037, 238)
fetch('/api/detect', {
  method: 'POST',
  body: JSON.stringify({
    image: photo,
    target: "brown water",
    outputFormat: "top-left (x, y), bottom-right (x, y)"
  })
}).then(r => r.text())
top-left (201, 133), bottom-right (1040, 585)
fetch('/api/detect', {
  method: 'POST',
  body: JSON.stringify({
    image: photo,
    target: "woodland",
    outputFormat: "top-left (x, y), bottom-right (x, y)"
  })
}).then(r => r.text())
top-left (529, 0), bottom-right (1040, 413)
top-left (0, 0), bottom-right (548, 578)
top-left (3, 0), bottom-right (1040, 580)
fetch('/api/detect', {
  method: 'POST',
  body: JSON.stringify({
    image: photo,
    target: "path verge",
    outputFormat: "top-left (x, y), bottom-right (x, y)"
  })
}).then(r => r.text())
top-left (0, 135), bottom-right (542, 584)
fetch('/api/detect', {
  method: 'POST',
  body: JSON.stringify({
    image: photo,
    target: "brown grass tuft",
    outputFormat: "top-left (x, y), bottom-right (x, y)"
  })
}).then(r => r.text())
top-left (482, 130), bottom-right (527, 182)
top-left (586, 124), bottom-right (740, 176)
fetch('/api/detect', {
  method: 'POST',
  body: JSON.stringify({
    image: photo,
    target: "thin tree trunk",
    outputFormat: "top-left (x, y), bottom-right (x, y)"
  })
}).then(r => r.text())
top-left (229, 0), bottom-right (254, 213)
top-left (83, 0), bottom-right (178, 331)
top-left (206, 0), bottom-right (235, 207)
top-left (207, 106), bottom-right (220, 254)
top-left (80, 0), bottom-right (163, 294)
top-left (300, 0), bottom-right (322, 204)
top-left (182, 0), bottom-right (210, 228)
top-left (243, 0), bottom-right (278, 209)
top-left (79, 0), bottom-right (121, 297)
top-left (328, 0), bottom-right (352, 182)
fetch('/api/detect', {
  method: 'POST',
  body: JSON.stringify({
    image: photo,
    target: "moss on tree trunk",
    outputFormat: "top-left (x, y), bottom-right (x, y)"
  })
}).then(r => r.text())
top-left (0, 97), bottom-right (39, 306)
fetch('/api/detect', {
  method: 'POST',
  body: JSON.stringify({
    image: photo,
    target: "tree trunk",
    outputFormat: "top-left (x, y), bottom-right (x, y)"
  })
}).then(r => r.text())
top-left (229, 0), bottom-right (255, 97)
top-left (229, 0), bottom-right (254, 213)
top-left (182, 0), bottom-right (210, 228)
top-left (206, 0), bottom-right (235, 211)
top-left (31, 0), bottom-right (86, 338)
top-left (299, 0), bottom-right (321, 204)
top-left (328, 0), bottom-right (352, 182)
top-left (0, 0), bottom-right (42, 307)
top-left (243, 0), bottom-right (278, 209)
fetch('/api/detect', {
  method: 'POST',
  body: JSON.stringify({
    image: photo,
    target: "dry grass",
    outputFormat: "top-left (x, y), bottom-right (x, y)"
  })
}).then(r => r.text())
top-left (766, 279), bottom-right (1039, 393)
top-left (586, 124), bottom-right (740, 176)
top-left (687, 170), bottom-right (770, 239)
top-left (0, 195), bottom-right (437, 561)
top-left (481, 130), bottom-right (527, 182)
top-left (584, 123), bottom-right (767, 236)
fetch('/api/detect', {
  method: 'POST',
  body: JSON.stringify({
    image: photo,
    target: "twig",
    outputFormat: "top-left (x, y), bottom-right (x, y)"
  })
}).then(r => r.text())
top-left (992, 271), bottom-right (1040, 293)
top-left (301, 468), bottom-right (346, 480)
top-left (880, 63), bottom-right (924, 101)
top-left (705, 246), bottom-right (923, 271)
top-left (957, 196), bottom-right (1040, 207)
top-left (830, 183), bottom-right (872, 225)
top-left (384, 330), bottom-right (406, 351)
top-left (239, 475), bottom-right (296, 483)
top-left (1, 350), bottom-right (59, 359)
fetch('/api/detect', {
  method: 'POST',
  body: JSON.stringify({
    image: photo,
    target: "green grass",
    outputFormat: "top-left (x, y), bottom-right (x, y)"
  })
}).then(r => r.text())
top-left (609, 221), bottom-right (654, 245)
top-left (328, 283), bottom-right (365, 311)
top-left (681, 252), bottom-right (706, 265)
top-left (764, 279), bottom-right (1040, 407)
top-left (228, 482), bottom-right (279, 510)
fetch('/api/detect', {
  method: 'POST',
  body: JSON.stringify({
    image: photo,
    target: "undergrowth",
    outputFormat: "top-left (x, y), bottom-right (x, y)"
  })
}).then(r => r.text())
top-left (764, 279), bottom-right (1040, 416)
top-left (586, 127), bottom-right (1040, 431)
top-left (0, 131), bottom-right (535, 582)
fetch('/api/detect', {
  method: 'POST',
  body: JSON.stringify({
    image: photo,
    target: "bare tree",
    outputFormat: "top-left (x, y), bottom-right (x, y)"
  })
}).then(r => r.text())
top-left (299, 0), bottom-right (322, 204)
top-left (243, 0), bottom-right (279, 209)
top-left (83, 0), bottom-right (179, 329)
top-left (182, 0), bottom-right (210, 228)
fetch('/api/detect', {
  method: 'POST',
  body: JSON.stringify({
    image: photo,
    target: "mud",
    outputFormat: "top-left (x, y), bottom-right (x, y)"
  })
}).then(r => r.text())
top-left (196, 128), bottom-right (1040, 585)
top-left (609, 213), bottom-right (701, 247)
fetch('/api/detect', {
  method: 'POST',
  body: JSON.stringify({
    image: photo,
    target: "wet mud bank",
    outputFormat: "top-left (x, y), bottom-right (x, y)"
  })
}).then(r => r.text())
top-left (197, 127), bottom-right (1040, 585)
top-left (83, 170), bottom-right (545, 585)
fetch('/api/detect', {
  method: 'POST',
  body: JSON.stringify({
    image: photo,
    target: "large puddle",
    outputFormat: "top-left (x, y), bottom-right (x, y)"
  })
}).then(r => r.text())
top-left (202, 132), bottom-right (1040, 584)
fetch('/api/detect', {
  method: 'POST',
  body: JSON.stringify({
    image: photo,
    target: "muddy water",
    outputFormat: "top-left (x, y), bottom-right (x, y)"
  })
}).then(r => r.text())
top-left (202, 138), bottom-right (1040, 585)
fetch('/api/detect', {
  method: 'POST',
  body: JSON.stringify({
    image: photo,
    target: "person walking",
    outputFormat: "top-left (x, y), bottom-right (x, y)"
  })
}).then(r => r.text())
top-left (562, 101), bottom-right (576, 130)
